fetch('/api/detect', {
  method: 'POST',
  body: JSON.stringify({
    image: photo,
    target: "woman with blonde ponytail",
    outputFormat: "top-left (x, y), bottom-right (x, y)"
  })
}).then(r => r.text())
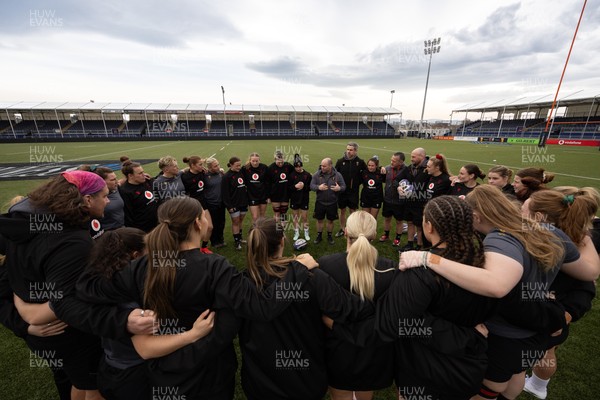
top-left (324, 197), bottom-right (496, 399)
top-left (77, 197), bottom-right (319, 400)
top-left (318, 211), bottom-right (396, 400)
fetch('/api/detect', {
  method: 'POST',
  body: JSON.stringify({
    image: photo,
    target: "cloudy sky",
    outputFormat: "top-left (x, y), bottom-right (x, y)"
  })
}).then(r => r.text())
top-left (1, 0), bottom-right (598, 120)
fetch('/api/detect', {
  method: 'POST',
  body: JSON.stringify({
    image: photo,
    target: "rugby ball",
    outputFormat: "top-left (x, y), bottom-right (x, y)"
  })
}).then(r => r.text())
top-left (293, 238), bottom-right (308, 251)
top-left (397, 179), bottom-right (414, 198)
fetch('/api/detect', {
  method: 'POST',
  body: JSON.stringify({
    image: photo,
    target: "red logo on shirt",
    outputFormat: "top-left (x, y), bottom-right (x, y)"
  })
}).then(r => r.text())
top-left (368, 179), bottom-right (375, 187)
top-left (428, 183), bottom-right (434, 190)
top-left (198, 181), bottom-right (204, 188)
top-left (144, 191), bottom-right (154, 199)
top-left (90, 219), bottom-right (101, 231)
top-left (252, 173), bottom-right (259, 181)
top-left (238, 177), bottom-right (244, 185)
top-left (280, 173), bottom-right (287, 180)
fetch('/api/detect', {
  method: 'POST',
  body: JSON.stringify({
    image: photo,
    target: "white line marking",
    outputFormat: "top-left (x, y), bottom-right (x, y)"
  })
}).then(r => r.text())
top-left (63, 142), bottom-right (177, 162)
top-left (313, 140), bottom-right (600, 181)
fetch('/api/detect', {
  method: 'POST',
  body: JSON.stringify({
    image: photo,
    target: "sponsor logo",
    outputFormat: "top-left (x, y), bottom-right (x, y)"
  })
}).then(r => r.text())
top-left (145, 191), bottom-right (154, 200)
top-left (90, 219), bottom-right (101, 232)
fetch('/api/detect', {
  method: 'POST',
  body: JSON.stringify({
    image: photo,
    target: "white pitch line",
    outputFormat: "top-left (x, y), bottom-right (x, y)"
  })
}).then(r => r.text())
top-left (63, 142), bottom-right (177, 162)
top-left (209, 141), bottom-right (233, 159)
top-left (313, 140), bottom-right (600, 182)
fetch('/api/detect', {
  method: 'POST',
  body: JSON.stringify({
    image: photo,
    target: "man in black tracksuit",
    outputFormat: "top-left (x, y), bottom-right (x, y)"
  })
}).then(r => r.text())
top-left (334, 142), bottom-right (367, 238)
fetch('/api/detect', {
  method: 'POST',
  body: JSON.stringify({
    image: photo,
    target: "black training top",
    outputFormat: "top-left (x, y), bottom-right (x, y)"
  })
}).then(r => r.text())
top-left (76, 250), bottom-right (312, 399)
top-left (0, 198), bottom-right (132, 346)
top-left (360, 170), bottom-right (385, 206)
top-left (288, 170), bottom-right (312, 206)
top-left (318, 253), bottom-right (395, 391)
top-left (426, 173), bottom-right (452, 200)
top-left (181, 170), bottom-right (207, 203)
top-left (118, 179), bottom-right (159, 232)
top-left (267, 162), bottom-right (293, 202)
top-left (239, 264), bottom-right (328, 400)
top-left (221, 169), bottom-right (248, 210)
top-left (335, 155), bottom-right (367, 193)
top-left (447, 182), bottom-right (478, 198)
top-left (243, 163), bottom-right (270, 202)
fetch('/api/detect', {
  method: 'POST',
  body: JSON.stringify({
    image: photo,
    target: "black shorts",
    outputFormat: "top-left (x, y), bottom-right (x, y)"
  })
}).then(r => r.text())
top-left (404, 203), bottom-right (425, 225)
top-left (290, 201), bottom-right (309, 210)
top-left (485, 333), bottom-right (549, 383)
top-left (381, 201), bottom-right (404, 219)
top-left (98, 357), bottom-right (150, 400)
top-left (314, 202), bottom-right (338, 221)
top-left (27, 330), bottom-right (102, 390)
top-left (338, 191), bottom-right (359, 210)
top-left (360, 199), bottom-right (382, 209)
top-left (248, 199), bottom-right (267, 206)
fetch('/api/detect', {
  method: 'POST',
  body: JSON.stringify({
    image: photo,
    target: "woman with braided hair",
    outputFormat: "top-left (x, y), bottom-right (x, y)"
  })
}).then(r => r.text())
top-left (326, 196), bottom-right (496, 399)
top-left (512, 167), bottom-right (554, 202)
top-left (399, 185), bottom-right (598, 400)
top-left (522, 187), bottom-right (600, 399)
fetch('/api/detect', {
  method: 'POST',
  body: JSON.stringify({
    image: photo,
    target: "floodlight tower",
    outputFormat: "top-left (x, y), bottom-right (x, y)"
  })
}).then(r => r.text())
top-left (419, 37), bottom-right (442, 137)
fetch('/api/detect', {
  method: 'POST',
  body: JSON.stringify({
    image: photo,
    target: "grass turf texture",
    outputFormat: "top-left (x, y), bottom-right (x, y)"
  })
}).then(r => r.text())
top-left (0, 138), bottom-right (598, 399)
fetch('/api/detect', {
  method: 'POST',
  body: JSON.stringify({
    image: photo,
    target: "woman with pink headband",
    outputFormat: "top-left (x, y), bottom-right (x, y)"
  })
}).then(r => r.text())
top-left (0, 171), bottom-right (154, 400)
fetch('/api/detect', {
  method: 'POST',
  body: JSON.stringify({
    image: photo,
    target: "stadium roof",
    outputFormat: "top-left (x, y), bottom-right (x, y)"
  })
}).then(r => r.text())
top-left (452, 96), bottom-right (599, 114)
top-left (1, 101), bottom-right (401, 115)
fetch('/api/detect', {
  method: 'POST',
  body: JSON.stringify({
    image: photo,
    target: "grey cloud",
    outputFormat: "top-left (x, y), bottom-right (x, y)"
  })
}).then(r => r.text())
top-left (2, 0), bottom-right (240, 47)
top-left (246, 56), bottom-right (306, 76)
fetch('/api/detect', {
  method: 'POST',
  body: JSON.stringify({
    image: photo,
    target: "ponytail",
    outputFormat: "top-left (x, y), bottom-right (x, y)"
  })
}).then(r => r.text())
top-left (144, 197), bottom-right (203, 320)
top-left (246, 217), bottom-right (295, 290)
top-left (347, 234), bottom-right (377, 301)
top-left (345, 211), bottom-right (379, 301)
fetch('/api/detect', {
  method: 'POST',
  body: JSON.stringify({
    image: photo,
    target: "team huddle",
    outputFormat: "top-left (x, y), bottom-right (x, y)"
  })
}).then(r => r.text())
top-left (0, 141), bottom-right (599, 400)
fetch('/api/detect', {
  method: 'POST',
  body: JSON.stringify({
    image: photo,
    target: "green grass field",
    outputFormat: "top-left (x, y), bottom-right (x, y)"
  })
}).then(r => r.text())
top-left (0, 138), bottom-right (598, 399)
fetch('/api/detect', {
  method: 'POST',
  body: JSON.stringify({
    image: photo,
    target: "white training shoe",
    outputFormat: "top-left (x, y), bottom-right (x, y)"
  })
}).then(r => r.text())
top-left (523, 375), bottom-right (547, 400)
top-left (293, 230), bottom-right (300, 241)
top-left (304, 230), bottom-right (310, 241)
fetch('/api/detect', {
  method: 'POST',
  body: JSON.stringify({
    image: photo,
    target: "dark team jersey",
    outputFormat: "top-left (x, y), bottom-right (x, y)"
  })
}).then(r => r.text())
top-left (181, 170), bottom-right (207, 202)
top-left (243, 163), bottom-right (269, 202)
top-left (406, 159), bottom-right (429, 204)
top-left (426, 173), bottom-right (451, 200)
top-left (335, 156), bottom-right (367, 193)
top-left (288, 170), bottom-right (312, 206)
top-left (360, 170), bottom-right (385, 205)
top-left (221, 170), bottom-right (248, 209)
top-left (385, 164), bottom-right (410, 204)
top-left (267, 162), bottom-right (293, 201)
top-left (318, 253), bottom-right (395, 391)
top-left (502, 183), bottom-right (516, 196)
top-left (448, 182), bottom-right (478, 198)
top-left (118, 180), bottom-right (159, 232)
